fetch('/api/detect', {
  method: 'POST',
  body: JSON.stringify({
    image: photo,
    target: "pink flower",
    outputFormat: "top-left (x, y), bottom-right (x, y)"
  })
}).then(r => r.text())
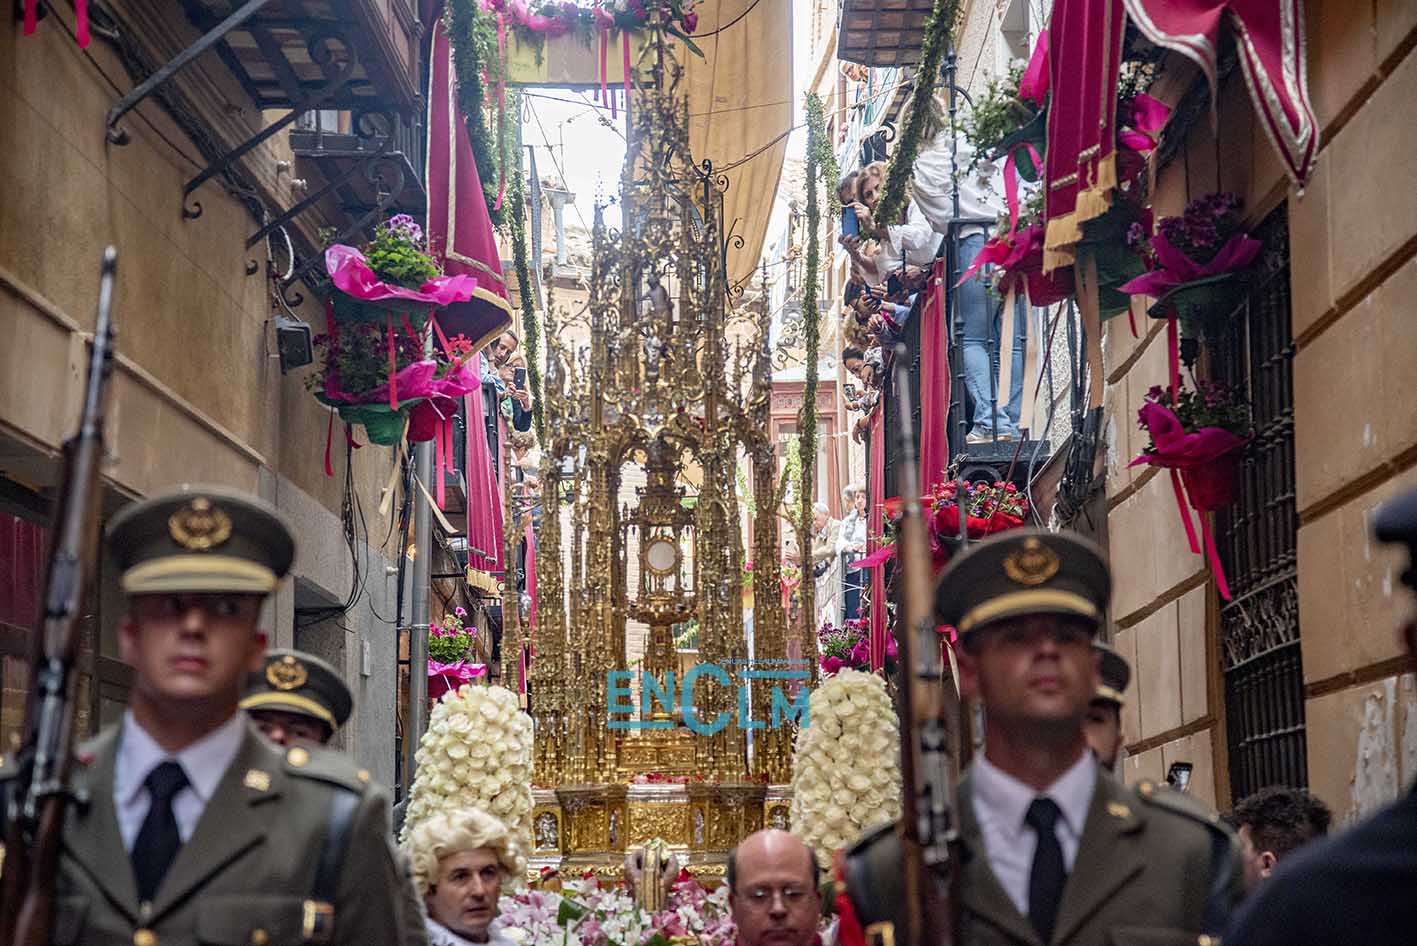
top-left (683, 10), bottom-right (698, 31)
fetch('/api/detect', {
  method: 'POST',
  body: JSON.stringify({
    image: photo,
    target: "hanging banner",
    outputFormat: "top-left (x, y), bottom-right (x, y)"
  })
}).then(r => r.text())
top-left (1041, 0), bottom-right (1128, 272)
top-left (1123, 0), bottom-right (1318, 188)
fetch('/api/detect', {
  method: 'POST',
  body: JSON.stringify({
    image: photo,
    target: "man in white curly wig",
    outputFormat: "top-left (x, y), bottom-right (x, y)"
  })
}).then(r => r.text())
top-left (405, 807), bottom-right (526, 946)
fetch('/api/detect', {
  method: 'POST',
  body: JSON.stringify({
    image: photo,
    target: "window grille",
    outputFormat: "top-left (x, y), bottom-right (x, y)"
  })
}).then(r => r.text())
top-left (1212, 207), bottom-right (1306, 801)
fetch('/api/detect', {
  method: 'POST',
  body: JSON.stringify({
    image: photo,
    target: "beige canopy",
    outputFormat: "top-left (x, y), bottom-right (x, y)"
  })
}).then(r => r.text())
top-left (504, 0), bottom-right (792, 290)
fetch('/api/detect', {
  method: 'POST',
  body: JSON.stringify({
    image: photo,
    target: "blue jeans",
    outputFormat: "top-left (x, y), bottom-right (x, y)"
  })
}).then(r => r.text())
top-left (958, 233), bottom-right (1027, 437)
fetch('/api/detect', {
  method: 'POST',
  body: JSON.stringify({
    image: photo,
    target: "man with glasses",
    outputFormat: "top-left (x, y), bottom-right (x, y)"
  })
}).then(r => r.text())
top-left (728, 829), bottom-right (822, 946)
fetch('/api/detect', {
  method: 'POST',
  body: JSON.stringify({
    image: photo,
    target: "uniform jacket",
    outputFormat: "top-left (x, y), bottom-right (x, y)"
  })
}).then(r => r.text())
top-left (4, 722), bottom-right (422, 946)
top-left (955, 766), bottom-right (1241, 946)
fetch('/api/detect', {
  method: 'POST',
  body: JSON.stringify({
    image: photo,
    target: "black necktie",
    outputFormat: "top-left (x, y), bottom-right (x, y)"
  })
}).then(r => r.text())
top-left (1025, 797), bottom-right (1066, 944)
top-left (131, 761), bottom-right (189, 903)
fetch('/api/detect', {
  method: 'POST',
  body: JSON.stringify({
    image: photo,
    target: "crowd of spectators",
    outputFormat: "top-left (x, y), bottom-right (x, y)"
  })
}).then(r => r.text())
top-left (836, 101), bottom-right (1031, 446)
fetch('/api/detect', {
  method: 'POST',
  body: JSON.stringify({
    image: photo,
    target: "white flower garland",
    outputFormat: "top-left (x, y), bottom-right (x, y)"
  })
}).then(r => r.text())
top-left (401, 683), bottom-right (535, 863)
top-left (789, 669), bottom-right (902, 854)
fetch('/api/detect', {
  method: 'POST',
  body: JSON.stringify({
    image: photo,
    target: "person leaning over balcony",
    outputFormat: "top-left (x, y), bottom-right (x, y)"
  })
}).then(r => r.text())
top-left (1224, 485), bottom-right (1417, 945)
top-left (405, 807), bottom-right (525, 946)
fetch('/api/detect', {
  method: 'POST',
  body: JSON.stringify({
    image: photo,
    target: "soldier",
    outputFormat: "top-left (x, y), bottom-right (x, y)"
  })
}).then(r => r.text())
top-left (241, 648), bottom-right (429, 946)
top-left (242, 649), bottom-right (353, 748)
top-left (3, 485), bottom-right (421, 945)
top-left (1082, 641), bottom-right (1130, 773)
top-left (844, 529), bottom-right (1239, 946)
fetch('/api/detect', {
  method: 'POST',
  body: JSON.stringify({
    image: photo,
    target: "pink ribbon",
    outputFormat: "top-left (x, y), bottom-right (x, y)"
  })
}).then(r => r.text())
top-left (326, 245), bottom-right (479, 308)
top-left (593, 9), bottom-right (615, 115)
top-left (1118, 93), bottom-right (1170, 153)
top-left (1118, 231), bottom-right (1263, 299)
top-left (23, 0), bottom-right (37, 35)
top-left (1129, 401), bottom-right (1248, 600)
top-left (325, 410), bottom-right (336, 478)
top-left (1019, 28), bottom-right (1049, 105)
top-left (1003, 142), bottom-right (1044, 235)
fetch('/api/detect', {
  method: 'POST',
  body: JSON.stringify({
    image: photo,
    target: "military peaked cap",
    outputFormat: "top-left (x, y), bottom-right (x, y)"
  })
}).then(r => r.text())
top-left (106, 484), bottom-right (294, 595)
top-left (934, 528), bottom-right (1110, 635)
top-left (242, 649), bottom-right (353, 732)
top-left (1375, 486), bottom-right (1417, 593)
top-left (1092, 640), bottom-right (1132, 705)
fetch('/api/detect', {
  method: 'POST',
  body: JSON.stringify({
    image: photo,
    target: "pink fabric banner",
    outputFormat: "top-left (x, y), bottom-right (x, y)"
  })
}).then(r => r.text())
top-left (427, 19), bottom-right (515, 351)
top-left (1122, 0), bottom-right (1318, 187)
top-left (867, 410), bottom-right (887, 671)
top-left (918, 260), bottom-right (951, 490)
top-left (464, 389), bottom-right (505, 578)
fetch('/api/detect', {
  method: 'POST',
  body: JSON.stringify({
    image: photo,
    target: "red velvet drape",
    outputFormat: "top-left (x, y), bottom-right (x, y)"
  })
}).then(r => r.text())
top-left (918, 260), bottom-right (952, 490)
top-left (867, 410), bottom-right (887, 670)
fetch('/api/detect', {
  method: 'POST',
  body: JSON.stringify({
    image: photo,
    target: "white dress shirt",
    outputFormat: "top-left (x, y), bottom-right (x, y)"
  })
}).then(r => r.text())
top-left (113, 710), bottom-right (248, 851)
top-left (970, 748), bottom-right (1097, 918)
top-left (870, 201), bottom-right (943, 285)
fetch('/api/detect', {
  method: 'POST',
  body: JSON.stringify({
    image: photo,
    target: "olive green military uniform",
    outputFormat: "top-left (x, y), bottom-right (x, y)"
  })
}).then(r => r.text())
top-left (2, 485), bottom-right (423, 945)
top-left (242, 648), bottom-right (430, 946)
top-left (954, 771), bottom-right (1240, 946)
top-left (20, 729), bottom-right (409, 945)
top-left (845, 530), bottom-right (1241, 945)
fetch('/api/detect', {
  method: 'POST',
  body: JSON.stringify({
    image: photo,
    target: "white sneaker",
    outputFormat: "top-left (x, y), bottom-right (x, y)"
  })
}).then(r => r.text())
top-left (966, 430), bottom-right (992, 444)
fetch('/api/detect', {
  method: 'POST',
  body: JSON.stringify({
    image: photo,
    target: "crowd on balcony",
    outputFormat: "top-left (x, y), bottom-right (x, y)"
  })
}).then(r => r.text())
top-left (836, 101), bottom-right (1031, 447)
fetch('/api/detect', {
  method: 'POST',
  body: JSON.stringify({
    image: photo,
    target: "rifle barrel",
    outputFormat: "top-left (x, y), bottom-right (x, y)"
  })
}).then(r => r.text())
top-left (1, 248), bottom-right (118, 946)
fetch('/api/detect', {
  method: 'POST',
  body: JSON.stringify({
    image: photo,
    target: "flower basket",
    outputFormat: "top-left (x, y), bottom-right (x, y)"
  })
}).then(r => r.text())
top-left (1130, 384), bottom-right (1250, 600)
top-left (1179, 447), bottom-right (1243, 512)
top-left (1146, 271), bottom-right (1247, 325)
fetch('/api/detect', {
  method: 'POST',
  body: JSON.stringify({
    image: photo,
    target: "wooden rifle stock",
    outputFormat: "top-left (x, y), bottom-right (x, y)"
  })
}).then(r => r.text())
top-left (0, 248), bottom-right (119, 946)
top-left (889, 345), bottom-right (963, 946)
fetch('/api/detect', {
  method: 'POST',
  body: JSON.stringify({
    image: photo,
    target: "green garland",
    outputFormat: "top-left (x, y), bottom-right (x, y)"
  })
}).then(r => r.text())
top-left (447, 0), bottom-right (506, 229)
top-left (809, 92), bottom-right (843, 224)
top-left (797, 94), bottom-right (825, 640)
top-left (873, 0), bottom-right (960, 230)
top-left (507, 92), bottom-right (545, 439)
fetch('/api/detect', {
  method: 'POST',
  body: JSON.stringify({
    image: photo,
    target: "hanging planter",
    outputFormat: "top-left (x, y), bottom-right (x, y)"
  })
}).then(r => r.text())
top-left (310, 216), bottom-right (481, 459)
top-left (1128, 380), bottom-right (1250, 600)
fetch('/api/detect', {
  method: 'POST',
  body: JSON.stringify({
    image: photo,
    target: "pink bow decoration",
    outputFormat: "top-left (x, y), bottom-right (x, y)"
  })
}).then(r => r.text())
top-left (1129, 401), bottom-right (1248, 600)
top-left (1119, 231), bottom-right (1263, 300)
top-left (848, 543), bottom-right (897, 570)
top-left (326, 245), bottom-right (479, 308)
top-left (956, 223), bottom-right (1075, 307)
top-left (1118, 93), bottom-right (1171, 153)
top-left (427, 659), bottom-right (489, 701)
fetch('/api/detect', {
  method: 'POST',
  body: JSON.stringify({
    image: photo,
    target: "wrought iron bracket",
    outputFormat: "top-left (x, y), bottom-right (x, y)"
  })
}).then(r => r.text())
top-left (104, 0), bottom-right (275, 146)
top-left (278, 155), bottom-right (409, 308)
top-left (245, 112), bottom-right (396, 249)
top-left (181, 37), bottom-right (357, 220)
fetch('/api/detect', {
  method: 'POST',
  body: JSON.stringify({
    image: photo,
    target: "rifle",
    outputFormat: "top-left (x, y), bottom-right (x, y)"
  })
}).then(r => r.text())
top-left (843, 345), bottom-right (963, 946)
top-left (1, 248), bottom-right (119, 946)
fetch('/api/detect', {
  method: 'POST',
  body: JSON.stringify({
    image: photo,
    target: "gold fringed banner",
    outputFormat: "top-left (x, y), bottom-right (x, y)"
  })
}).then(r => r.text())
top-left (1041, 0), bottom-right (1127, 273)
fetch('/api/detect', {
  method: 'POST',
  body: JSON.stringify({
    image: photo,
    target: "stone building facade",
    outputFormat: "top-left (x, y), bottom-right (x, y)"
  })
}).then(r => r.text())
top-left (0, 3), bottom-right (418, 786)
top-left (1101, 2), bottom-right (1417, 817)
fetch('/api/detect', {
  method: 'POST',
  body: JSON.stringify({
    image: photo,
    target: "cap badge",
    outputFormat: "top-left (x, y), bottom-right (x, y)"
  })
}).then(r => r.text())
top-left (168, 497), bottom-right (233, 551)
top-left (267, 655), bottom-right (308, 691)
top-left (1003, 537), bottom-right (1060, 586)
